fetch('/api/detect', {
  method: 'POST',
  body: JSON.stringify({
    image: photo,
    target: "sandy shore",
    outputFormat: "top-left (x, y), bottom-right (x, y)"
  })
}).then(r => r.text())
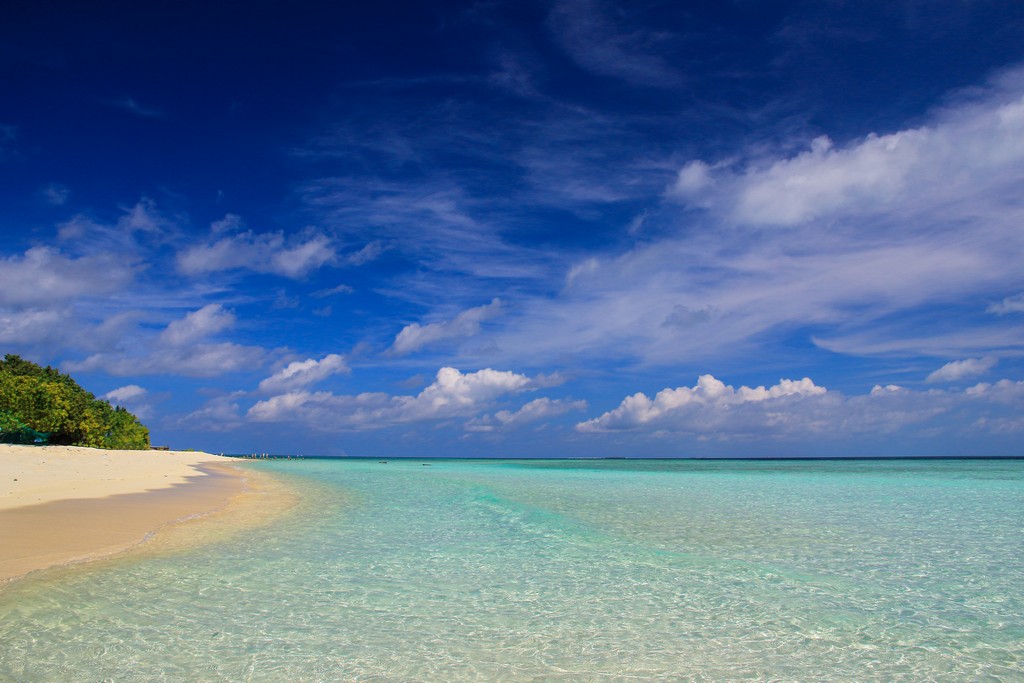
top-left (0, 444), bottom-right (250, 583)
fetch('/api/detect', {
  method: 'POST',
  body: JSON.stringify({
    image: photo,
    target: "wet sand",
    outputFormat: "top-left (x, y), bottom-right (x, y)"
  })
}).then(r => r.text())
top-left (0, 445), bottom-right (257, 583)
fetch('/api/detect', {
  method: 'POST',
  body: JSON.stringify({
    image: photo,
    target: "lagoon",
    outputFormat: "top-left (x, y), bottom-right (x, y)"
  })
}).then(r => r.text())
top-left (2, 458), bottom-right (1022, 681)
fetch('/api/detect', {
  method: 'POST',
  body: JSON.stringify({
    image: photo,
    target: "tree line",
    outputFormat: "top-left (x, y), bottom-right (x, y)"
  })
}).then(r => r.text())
top-left (0, 354), bottom-right (150, 449)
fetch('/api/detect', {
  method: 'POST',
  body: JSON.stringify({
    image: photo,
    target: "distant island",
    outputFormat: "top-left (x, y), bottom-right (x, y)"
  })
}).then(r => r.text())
top-left (0, 354), bottom-right (149, 450)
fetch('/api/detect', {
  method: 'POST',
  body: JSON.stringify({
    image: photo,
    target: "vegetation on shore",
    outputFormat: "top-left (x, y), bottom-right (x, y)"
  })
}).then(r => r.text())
top-left (0, 354), bottom-right (150, 449)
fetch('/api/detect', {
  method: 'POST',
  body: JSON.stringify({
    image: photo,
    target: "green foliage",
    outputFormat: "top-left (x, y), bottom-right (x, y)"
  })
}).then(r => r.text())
top-left (0, 354), bottom-right (150, 449)
top-left (0, 410), bottom-right (49, 444)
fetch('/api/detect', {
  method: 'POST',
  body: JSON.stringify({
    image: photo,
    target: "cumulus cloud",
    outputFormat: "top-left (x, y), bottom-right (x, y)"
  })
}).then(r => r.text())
top-left (178, 217), bottom-right (336, 278)
top-left (578, 374), bottom-right (1024, 440)
top-left (391, 299), bottom-right (502, 355)
top-left (926, 356), bottom-right (998, 383)
top-left (257, 353), bottom-right (349, 394)
top-left (248, 366), bottom-right (531, 429)
top-left (579, 375), bottom-right (826, 433)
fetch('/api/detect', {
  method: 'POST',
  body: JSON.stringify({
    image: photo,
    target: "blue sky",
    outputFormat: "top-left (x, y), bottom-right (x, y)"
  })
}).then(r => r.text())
top-left (3, 1), bottom-right (1024, 456)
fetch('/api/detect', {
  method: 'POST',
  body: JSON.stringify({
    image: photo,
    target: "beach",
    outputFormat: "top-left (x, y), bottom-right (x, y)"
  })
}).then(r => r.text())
top-left (0, 444), bottom-right (247, 583)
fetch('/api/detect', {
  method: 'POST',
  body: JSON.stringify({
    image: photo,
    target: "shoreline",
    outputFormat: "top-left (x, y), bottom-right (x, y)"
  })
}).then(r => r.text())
top-left (0, 444), bottom-right (266, 584)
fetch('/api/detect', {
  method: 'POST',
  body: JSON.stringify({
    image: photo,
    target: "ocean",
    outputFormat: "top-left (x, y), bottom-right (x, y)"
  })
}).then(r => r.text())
top-left (2, 458), bottom-right (1022, 681)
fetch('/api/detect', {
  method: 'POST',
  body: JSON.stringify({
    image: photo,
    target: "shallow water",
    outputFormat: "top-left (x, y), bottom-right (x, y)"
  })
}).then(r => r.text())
top-left (2, 458), bottom-right (1023, 681)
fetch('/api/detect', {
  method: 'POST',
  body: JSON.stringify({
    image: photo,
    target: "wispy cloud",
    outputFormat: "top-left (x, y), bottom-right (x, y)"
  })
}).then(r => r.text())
top-left (0, 246), bottom-right (135, 308)
top-left (110, 96), bottom-right (163, 118)
top-left (475, 68), bottom-right (1024, 367)
top-left (467, 397), bottom-right (588, 432)
top-left (67, 304), bottom-right (266, 377)
top-left (988, 292), bottom-right (1024, 315)
top-left (41, 183), bottom-right (70, 205)
top-left (178, 218), bottom-right (336, 279)
top-left (391, 299), bottom-right (503, 356)
top-left (178, 392), bottom-right (246, 433)
top-left (159, 304), bottom-right (235, 346)
top-left (257, 353), bottom-right (349, 394)
top-left (547, 0), bottom-right (683, 87)
top-left (926, 356), bottom-right (998, 383)
top-left (312, 284), bottom-right (354, 298)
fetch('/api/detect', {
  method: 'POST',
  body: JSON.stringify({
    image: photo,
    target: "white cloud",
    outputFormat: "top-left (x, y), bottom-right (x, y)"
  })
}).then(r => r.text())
top-left (578, 375), bottom-right (826, 432)
top-left (669, 78), bottom-right (1024, 228)
top-left (102, 385), bottom-right (153, 418)
top-left (342, 240), bottom-right (386, 266)
top-left (577, 374), bottom-right (1024, 441)
top-left (467, 397), bottom-right (588, 432)
top-left (299, 177), bottom-right (560, 282)
top-left (69, 343), bottom-right (266, 378)
top-left (118, 198), bottom-right (170, 234)
top-left (481, 69), bottom-right (1024, 367)
top-left (0, 247), bottom-right (134, 307)
top-left (391, 299), bottom-right (502, 355)
top-left (178, 219), bottom-right (335, 279)
top-left (566, 258), bottom-right (599, 286)
top-left (926, 356), bottom-right (998, 383)
top-left (66, 305), bottom-right (265, 377)
top-left (964, 378), bottom-right (1024, 402)
top-left (103, 385), bottom-right (147, 403)
top-left (248, 366), bottom-right (531, 429)
top-left (159, 304), bottom-right (235, 346)
top-left (988, 293), bottom-right (1024, 314)
top-left (0, 308), bottom-right (66, 344)
top-left (670, 160), bottom-right (712, 199)
top-left (257, 354), bottom-right (349, 394)
top-left (178, 392), bottom-right (246, 432)
top-left (56, 199), bottom-right (175, 251)
top-left (312, 284), bottom-right (354, 298)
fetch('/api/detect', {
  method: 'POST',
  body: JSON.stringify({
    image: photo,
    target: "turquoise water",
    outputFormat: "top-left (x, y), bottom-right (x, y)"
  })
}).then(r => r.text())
top-left (2, 458), bottom-right (1023, 681)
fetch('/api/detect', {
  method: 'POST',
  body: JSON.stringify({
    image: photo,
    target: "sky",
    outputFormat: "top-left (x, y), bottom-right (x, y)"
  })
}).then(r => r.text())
top-left (2, 0), bottom-right (1024, 457)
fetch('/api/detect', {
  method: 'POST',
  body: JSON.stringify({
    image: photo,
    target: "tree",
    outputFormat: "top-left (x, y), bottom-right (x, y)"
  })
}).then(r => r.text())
top-left (0, 354), bottom-right (150, 449)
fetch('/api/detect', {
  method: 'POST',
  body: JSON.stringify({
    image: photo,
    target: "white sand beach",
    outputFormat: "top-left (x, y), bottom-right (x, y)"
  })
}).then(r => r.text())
top-left (0, 444), bottom-right (250, 583)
